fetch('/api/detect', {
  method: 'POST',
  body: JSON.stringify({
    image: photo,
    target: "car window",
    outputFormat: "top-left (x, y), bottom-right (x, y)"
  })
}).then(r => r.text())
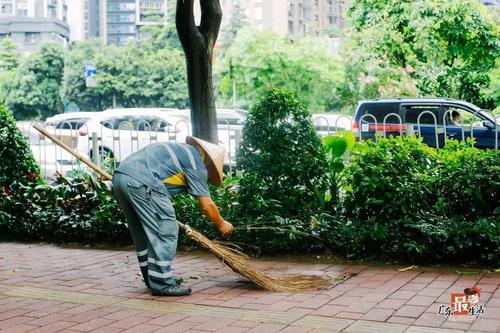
top-left (55, 118), bottom-right (89, 130)
top-left (359, 103), bottom-right (400, 123)
top-left (443, 105), bottom-right (476, 126)
top-left (404, 105), bottom-right (442, 125)
top-left (145, 116), bottom-right (172, 132)
top-left (100, 116), bottom-right (135, 130)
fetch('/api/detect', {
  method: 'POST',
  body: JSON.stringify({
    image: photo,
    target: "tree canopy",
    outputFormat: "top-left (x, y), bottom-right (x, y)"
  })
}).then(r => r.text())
top-left (64, 38), bottom-right (188, 111)
top-left (336, 0), bottom-right (500, 109)
top-left (216, 26), bottom-right (343, 112)
top-left (1, 43), bottom-right (64, 120)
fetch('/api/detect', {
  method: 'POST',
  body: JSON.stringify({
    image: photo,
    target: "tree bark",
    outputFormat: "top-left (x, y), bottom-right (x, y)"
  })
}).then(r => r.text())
top-left (176, 0), bottom-right (222, 143)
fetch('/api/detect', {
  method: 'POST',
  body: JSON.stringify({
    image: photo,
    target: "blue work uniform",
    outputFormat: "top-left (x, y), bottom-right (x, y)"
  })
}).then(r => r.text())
top-left (112, 142), bottom-right (210, 292)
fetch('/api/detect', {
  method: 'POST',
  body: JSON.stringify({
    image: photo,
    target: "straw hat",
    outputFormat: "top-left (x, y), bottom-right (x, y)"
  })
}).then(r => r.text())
top-left (186, 136), bottom-right (225, 186)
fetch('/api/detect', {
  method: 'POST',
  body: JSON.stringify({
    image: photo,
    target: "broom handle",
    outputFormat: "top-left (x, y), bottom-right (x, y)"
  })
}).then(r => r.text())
top-left (33, 124), bottom-right (189, 233)
top-left (34, 124), bottom-right (113, 180)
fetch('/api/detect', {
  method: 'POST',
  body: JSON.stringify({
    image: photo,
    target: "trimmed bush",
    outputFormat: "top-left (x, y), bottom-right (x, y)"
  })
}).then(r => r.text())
top-left (0, 105), bottom-right (39, 186)
top-left (323, 136), bottom-right (500, 264)
top-left (237, 89), bottom-right (327, 218)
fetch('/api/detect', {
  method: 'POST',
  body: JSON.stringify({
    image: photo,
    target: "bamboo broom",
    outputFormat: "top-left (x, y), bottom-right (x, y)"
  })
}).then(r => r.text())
top-left (34, 124), bottom-right (332, 292)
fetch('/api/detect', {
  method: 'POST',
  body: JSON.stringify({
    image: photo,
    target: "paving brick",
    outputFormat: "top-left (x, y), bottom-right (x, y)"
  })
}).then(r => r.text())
top-left (68, 318), bottom-right (115, 332)
top-left (406, 296), bottom-right (436, 307)
top-left (386, 316), bottom-right (415, 325)
top-left (314, 305), bottom-right (344, 317)
top-left (0, 244), bottom-right (499, 333)
top-left (334, 312), bottom-right (363, 320)
top-left (28, 321), bottom-right (78, 333)
top-left (0, 324), bottom-right (39, 333)
top-left (417, 288), bottom-right (446, 297)
top-left (393, 305), bottom-right (427, 318)
top-left (401, 284), bottom-right (428, 291)
top-left (469, 318), bottom-right (500, 332)
top-left (277, 326), bottom-right (312, 333)
top-left (148, 314), bottom-right (188, 326)
top-left (0, 309), bottom-right (31, 321)
top-left (376, 298), bottom-right (407, 310)
top-left (231, 320), bottom-right (261, 328)
top-left (108, 315), bottom-right (149, 329)
top-left (242, 323), bottom-right (287, 333)
top-left (87, 327), bottom-right (124, 333)
top-left (26, 313), bottom-right (73, 326)
top-left (193, 318), bottom-right (237, 331)
top-left (217, 327), bottom-right (249, 333)
top-left (343, 320), bottom-right (407, 333)
top-left (344, 302), bottom-right (377, 314)
top-left (0, 315), bottom-right (33, 328)
top-left (405, 327), bottom-right (464, 333)
top-left (66, 310), bottom-right (112, 323)
top-left (389, 291), bottom-right (417, 300)
top-left (412, 312), bottom-right (446, 327)
top-left (361, 308), bottom-right (394, 322)
top-left (146, 320), bottom-right (199, 333)
top-left (121, 324), bottom-right (163, 333)
top-left (440, 321), bottom-right (471, 331)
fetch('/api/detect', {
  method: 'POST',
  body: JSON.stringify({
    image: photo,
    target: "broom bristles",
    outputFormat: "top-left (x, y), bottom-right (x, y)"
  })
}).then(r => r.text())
top-left (188, 228), bottom-right (332, 292)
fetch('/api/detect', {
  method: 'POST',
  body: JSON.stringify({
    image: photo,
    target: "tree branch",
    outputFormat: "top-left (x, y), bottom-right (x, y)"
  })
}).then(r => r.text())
top-left (200, 0), bottom-right (223, 46)
top-left (176, 0), bottom-right (197, 46)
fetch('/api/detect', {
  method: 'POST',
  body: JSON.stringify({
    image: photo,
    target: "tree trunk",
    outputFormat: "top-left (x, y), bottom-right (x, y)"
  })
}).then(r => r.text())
top-left (176, 0), bottom-right (222, 144)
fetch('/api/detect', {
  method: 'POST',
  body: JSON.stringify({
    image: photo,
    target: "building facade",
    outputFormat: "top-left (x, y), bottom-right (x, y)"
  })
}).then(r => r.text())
top-left (0, 0), bottom-right (69, 54)
top-left (66, 0), bottom-right (99, 41)
top-left (99, 0), bottom-right (168, 46)
top-left (219, 0), bottom-right (347, 40)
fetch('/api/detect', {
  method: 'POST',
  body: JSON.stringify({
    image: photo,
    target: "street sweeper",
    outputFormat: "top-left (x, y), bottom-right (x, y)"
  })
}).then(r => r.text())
top-left (35, 124), bottom-right (333, 293)
top-left (111, 136), bottom-right (234, 296)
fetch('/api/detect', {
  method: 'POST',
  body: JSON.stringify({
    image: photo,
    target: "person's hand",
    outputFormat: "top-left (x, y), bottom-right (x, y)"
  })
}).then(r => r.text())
top-left (218, 220), bottom-right (234, 236)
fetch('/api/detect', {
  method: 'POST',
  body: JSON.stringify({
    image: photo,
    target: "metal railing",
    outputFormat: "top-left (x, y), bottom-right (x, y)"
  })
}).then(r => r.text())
top-left (17, 110), bottom-right (498, 180)
top-left (18, 119), bottom-right (241, 179)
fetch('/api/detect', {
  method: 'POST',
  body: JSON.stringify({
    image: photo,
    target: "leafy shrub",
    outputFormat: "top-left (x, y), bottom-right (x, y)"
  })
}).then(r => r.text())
top-left (237, 89), bottom-right (327, 218)
top-left (433, 140), bottom-right (500, 219)
top-left (0, 175), bottom-right (129, 244)
top-left (322, 130), bottom-right (355, 211)
top-left (325, 136), bottom-right (500, 264)
top-left (0, 105), bottom-right (39, 186)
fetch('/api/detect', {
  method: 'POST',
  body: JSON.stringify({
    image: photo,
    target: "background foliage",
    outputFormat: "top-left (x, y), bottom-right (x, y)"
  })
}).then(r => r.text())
top-left (216, 26), bottom-right (343, 112)
top-left (0, 106), bottom-right (39, 186)
top-left (336, 0), bottom-right (500, 110)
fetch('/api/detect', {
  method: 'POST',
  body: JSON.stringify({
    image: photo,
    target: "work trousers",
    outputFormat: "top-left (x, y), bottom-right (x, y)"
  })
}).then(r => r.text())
top-left (113, 172), bottom-right (179, 292)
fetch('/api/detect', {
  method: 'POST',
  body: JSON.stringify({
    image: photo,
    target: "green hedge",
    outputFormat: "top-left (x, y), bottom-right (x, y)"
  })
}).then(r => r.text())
top-left (1, 98), bottom-right (498, 264)
top-left (1, 137), bottom-right (498, 265)
top-left (0, 105), bottom-right (39, 186)
top-left (325, 137), bottom-right (500, 264)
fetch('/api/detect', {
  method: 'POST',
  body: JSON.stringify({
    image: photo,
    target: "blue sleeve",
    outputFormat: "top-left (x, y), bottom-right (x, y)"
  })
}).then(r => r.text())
top-left (184, 169), bottom-right (211, 197)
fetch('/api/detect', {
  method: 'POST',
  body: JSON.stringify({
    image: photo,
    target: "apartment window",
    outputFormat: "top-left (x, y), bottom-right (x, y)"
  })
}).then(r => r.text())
top-left (108, 24), bottom-right (136, 34)
top-left (288, 3), bottom-right (294, 17)
top-left (288, 20), bottom-right (294, 34)
top-left (108, 13), bottom-right (135, 23)
top-left (17, 9), bottom-right (27, 16)
top-left (107, 2), bottom-right (135, 12)
top-left (48, 8), bottom-right (56, 17)
top-left (25, 32), bottom-right (40, 44)
top-left (1, 3), bottom-right (12, 14)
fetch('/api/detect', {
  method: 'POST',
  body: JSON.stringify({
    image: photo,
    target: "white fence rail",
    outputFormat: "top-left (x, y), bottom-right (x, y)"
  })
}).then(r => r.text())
top-left (18, 119), bottom-right (242, 179)
top-left (18, 111), bottom-right (498, 180)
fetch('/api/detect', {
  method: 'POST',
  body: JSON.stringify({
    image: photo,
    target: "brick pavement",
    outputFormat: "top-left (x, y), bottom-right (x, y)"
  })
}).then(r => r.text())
top-left (0, 243), bottom-right (498, 332)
